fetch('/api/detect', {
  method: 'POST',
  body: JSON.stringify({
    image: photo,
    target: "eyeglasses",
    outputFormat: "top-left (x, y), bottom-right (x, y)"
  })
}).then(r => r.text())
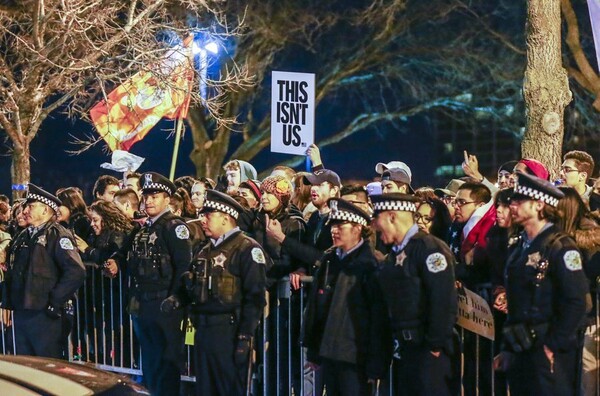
top-left (453, 199), bottom-right (477, 207)
top-left (560, 166), bottom-right (579, 174)
top-left (414, 213), bottom-right (433, 224)
top-left (441, 196), bottom-right (455, 205)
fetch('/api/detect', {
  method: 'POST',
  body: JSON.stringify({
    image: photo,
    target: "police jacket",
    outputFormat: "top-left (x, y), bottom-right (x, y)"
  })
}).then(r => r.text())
top-left (378, 229), bottom-right (457, 352)
top-left (126, 212), bottom-right (192, 298)
top-left (303, 241), bottom-right (391, 379)
top-left (3, 221), bottom-right (85, 311)
top-left (251, 207), bottom-right (305, 280)
top-left (281, 210), bottom-right (333, 273)
top-left (186, 229), bottom-right (267, 336)
top-left (505, 224), bottom-right (589, 352)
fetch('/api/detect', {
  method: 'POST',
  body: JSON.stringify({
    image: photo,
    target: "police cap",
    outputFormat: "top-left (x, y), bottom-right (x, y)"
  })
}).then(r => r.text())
top-left (371, 193), bottom-right (420, 214)
top-left (141, 172), bottom-right (176, 196)
top-left (512, 171), bottom-right (564, 207)
top-left (200, 189), bottom-right (244, 220)
top-left (327, 198), bottom-right (370, 227)
top-left (26, 183), bottom-right (61, 212)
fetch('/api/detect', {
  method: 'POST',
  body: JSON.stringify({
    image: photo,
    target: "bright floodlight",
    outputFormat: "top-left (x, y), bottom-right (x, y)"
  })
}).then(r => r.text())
top-left (204, 42), bottom-right (219, 54)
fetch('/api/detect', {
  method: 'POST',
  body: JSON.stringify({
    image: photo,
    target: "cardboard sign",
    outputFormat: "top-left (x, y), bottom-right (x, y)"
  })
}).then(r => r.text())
top-left (456, 287), bottom-right (495, 340)
top-left (271, 71), bottom-right (315, 155)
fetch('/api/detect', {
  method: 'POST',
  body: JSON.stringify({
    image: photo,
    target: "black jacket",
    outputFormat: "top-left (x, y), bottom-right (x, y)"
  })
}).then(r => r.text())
top-left (251, 207), bottom-right (305, 280)
top-left (505, 225), bottom-right (589, 352)
top-left (282, 210), bottom-right (333, 273)
top-left (303, 241), bottom-right (391, 379)
top-left (4, 221), bottom-right (85, 310)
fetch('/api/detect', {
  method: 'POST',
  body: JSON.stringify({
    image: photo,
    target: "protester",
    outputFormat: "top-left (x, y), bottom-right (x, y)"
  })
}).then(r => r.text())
top-left (56, 187), bottom-right (94, 241)
top-left (93, 175), bottom-right (121, 202)
top-left (238, 179), bottom-right (262, 209)
top-left (559, 150), bottom-right (595, 201)
top-left (415, 197), bottom-right (452, 241)
top-left (266, 169), bottom-right (341, 289)
top-left (223, 159), bottom-right (258, 194)
top-left (557, 186), bottom-right (600, 396)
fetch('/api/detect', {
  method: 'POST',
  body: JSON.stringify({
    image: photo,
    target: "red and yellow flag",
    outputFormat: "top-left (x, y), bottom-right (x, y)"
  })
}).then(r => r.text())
top-left (90, 36), bottom-right (194, 152)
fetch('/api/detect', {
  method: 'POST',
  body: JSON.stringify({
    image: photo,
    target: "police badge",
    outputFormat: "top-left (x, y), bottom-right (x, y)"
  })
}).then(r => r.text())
top-left (526, 252), bottom-right (541, 268)
top-left (426, 252), bottom-right (447, 273)
top-left (59, 237), bottom-right (74, 250)
top-left (175, 225), bottom-right (190, 240)
top-left (563, 250), bottom-right (582, 271)
top-left (148, 232), bottom-right (158, 244)
top-left (251, 247), bottom-right (266, 264)
top-left (213, 253), bottom-right (227, 268)
top-left (395, 251), bottom-right (407, 267)
top-left (36, 235), bottom-right (47, 247)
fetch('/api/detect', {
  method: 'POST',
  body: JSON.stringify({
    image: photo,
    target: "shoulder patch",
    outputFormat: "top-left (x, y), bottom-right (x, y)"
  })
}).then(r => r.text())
top-left (563, 250), bottom-right (582, 271)
top-left (251, 247), bottom-right (266, 264)
top-left (59, 237), bottom-right (74, 250)
top-left (175, 225), bottom-right (190, 240)
top-left (426, 252), bottom-right (448, 273)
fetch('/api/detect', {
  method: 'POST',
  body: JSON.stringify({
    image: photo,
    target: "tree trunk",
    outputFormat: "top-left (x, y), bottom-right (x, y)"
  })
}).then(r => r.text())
top-left (11, 144), bottom-right (30, 200)
top-left (522, 0), bottom-right (572, 180)
top-left (187, 108), bottom-right (231, 179)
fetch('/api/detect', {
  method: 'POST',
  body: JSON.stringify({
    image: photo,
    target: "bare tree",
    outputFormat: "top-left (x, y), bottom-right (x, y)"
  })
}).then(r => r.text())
top-left (187, 0), bottom-right (530, 179)
top-left (0, 0), bottom-right (245, 198)
top-left (522, 0), bottom-right (572, 177)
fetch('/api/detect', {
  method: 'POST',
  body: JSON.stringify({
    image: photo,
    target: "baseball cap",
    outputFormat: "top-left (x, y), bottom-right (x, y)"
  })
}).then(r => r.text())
top-left (381, 169), bottom-right (415, 194)
top-left (303, 169), bottom-right (342, 187)
top-left (375, 161), bottom-right (412, 180)
top-left (434, 179), bottom-right (466, 198)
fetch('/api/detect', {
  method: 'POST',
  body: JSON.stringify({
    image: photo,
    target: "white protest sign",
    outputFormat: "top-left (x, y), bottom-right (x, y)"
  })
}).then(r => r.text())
top-left (271, 71), bottom-right (315, 155)
top-left (456, 287), bottom-right (495, 340)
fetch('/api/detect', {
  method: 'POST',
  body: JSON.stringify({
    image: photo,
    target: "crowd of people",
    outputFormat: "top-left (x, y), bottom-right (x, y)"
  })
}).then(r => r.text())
top-left (0, 143), bottom-right (599, 396)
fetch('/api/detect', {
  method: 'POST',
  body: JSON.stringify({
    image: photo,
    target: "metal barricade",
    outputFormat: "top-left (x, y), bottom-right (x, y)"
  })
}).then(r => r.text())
top-left (2, 271), bottom-right (597, 395)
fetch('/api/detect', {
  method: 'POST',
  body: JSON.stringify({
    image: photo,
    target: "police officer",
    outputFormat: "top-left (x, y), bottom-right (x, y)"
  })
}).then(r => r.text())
top-left (162, 189), bottom-right (267, 396)
top-left (371, 193), bottom-right (457, 396)
top-left (109, 172), bottom-right (192, 396)
top-left (303, 198), bottom-right (391, 395)
top-left (494, 172), bottom-right (588, 395)
top-left (3, 184), bottom-right (85, 358)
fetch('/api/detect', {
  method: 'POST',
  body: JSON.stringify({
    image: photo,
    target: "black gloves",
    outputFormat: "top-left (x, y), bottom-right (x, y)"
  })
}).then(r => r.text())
top-left (46, 303), bottom-right (62, 319)
top-left (160, 296), bottom-right (181, 313)
top-left (234, 335), bottom-right (252, 368)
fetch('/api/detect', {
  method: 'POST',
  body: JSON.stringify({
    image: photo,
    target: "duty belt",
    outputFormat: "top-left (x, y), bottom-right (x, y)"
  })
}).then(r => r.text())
top-left (195, 312), bottom-right (237, 327)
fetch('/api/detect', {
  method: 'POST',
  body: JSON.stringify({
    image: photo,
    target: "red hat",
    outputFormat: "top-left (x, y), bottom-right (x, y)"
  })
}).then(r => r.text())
top-left (518, 159), bottom-right (549, 181)
top-left (238, 179), bottom-right (262, 201)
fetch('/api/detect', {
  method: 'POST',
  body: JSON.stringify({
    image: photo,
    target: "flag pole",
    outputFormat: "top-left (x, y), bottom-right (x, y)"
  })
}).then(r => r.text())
top-left (169, 117), bottom-right (185, 181)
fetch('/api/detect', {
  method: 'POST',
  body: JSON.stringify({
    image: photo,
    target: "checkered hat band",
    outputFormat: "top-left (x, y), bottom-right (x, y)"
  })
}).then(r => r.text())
top-left (204, 200), bottom-right (239, 219)
top-left (143, 182), bottom-right (172, 195)
top-left (373, 201), bottom-right (417, 213)
top-left (514, 184), bottom-right (559, 207)
top-left (27, 193), bottom-right (58, 211)
top-left (330, 210), bottom-right (368, 226)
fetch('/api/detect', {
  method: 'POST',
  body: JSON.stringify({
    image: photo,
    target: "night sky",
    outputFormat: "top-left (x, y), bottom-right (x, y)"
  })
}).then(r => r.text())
top-left (0, 106), bottom-right (434, 202)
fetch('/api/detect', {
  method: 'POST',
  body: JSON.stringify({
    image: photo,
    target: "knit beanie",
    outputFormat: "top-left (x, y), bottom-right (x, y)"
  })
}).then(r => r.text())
top-left (261, 175), bottom-right (293, 206)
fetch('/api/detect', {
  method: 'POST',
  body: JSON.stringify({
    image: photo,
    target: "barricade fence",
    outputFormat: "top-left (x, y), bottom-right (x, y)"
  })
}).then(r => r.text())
top-left (0, 268), bottom-right (598, 396)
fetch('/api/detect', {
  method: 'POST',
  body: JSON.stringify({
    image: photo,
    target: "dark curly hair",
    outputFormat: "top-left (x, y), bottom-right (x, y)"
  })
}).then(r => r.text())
top-left (88, 201), bottom-right (134, 234)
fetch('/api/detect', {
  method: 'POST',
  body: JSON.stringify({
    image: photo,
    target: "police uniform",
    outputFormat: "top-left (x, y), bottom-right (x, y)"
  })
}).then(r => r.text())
top-left (303, 199), bottom-right (391, 395)
top-left (502, 173), bottom-right (589, 396)
top-left (169, 189), bottom-right (267, 396)
top-left (372, 193), bottom-right (458, 396)
top-left (3, 184), bottom-right (85, 358)
top-left (125, 172), bottom-right (192, 396)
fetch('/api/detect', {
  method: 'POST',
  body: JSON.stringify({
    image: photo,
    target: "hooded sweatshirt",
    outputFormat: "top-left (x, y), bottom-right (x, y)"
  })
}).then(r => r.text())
top-left (236, 160), bottom-right (257, 183)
